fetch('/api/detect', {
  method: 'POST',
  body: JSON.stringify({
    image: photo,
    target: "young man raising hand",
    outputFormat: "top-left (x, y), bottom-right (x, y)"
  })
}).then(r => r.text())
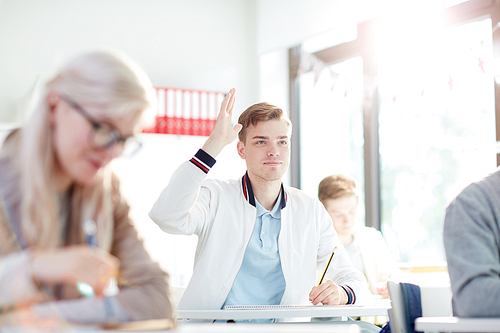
top-left (150, 89), bottom-right (368, 318)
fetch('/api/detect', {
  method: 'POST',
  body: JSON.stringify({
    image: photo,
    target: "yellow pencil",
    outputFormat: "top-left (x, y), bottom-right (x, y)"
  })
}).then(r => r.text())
top-left (318, 246), bottom-right (337, 286)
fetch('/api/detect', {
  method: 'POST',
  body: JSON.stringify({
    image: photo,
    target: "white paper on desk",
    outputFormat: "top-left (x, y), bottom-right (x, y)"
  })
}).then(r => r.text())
top-left (224, 304), bottom-right (356, 310)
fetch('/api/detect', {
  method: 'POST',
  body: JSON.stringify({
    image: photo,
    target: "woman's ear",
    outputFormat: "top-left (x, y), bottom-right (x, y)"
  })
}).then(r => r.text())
top-left (46, 91), bottom-right (61, 124)
top-left (46, 91), bottom-right (60, 108)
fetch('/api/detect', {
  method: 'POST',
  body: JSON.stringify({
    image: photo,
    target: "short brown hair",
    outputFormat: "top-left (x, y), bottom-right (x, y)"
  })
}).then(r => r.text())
top-left (237, 102), bottom-right (292, 143)
top-left (318, 174), bottom-right (357, 204)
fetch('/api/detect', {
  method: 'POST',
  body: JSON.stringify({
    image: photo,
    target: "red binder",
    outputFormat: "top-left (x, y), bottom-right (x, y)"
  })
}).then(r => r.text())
top-left (165, 89), bottom-right (175, 134)
top-left (182, 91), bottom-right (192, 135)
top-left (157, 88), bottom-right (167, 134)
top-left (200, 91), bottom-right (209, 136)
top-left (151, 87), bottom-right (225, 137)
top-left (207, 92), bottom-right (216, 136)
top-left (191, 91), bottom-right (201, 136)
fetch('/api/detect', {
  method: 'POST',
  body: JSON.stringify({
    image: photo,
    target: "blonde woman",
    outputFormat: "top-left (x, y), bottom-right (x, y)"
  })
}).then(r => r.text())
top-left (0, 50), bottom-right (173, 325)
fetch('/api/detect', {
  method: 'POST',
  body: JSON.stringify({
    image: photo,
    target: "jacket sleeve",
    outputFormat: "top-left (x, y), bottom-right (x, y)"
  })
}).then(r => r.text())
top-left (317, 203), bottom-right (369, 305)
top-left (0, 252), bottom-right (43, 309)
top-left (443, 180), bottom-right (500, 317)
top-left (149, 149), bottom-right (216, 236)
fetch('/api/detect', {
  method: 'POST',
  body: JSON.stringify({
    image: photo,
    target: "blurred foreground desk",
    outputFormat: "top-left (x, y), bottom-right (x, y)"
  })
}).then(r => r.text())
top-left (2, 322), bottom-right (366, 333)
top-left (176, 322), bottom-right (368, 332)
top-left (415, 317), bottom-right (500, 332)
top-left (177, 299), bottom-right (391, 321)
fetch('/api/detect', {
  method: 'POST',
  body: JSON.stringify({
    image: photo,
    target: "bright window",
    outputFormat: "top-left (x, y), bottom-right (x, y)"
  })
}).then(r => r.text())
top-left (377, 18), bottom-right (497, 262)
top-left (299, 57), bottom-right (365, 220)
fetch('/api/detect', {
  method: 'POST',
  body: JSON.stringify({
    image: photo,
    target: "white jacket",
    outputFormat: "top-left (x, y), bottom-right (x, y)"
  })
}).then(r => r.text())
top-left (150, 151), bottom-right (368, 310)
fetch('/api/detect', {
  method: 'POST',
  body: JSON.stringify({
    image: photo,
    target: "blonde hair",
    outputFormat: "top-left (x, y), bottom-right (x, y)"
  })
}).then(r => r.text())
top-left (318, 174), bottom-right (357, 204)
top-left (237, 102), bottom-right (292, 143)
top-left (2, 50), bottom-right (155, 248)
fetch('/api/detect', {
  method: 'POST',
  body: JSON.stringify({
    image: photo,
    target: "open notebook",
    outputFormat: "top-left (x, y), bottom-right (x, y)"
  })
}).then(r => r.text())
top-left (224, 304), bottom-right (348, 310)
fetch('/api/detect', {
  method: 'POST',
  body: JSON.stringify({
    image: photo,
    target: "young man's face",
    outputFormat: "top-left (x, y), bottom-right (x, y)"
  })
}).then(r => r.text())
top-left (237, 119), bottom-right (290, 184)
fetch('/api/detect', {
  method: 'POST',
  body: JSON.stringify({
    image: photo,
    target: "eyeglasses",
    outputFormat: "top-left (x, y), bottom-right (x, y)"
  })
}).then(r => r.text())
top-left (60, 95), bottom-right (143, 158)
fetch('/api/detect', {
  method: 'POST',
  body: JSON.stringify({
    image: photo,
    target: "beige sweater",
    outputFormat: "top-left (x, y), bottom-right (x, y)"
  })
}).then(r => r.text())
top-left (0, 145), bottom-right (173, 323)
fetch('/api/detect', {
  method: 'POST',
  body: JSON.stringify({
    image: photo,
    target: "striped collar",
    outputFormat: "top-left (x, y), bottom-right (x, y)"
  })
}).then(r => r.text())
top-left (241, 172), bottom-right (287, 209)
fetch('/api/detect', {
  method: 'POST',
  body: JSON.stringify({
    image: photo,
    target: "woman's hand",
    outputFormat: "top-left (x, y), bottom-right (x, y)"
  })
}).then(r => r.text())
top-left (309, 279), bottom-right (348, 305)
top-left (30, 245), bottom-right (120, 297)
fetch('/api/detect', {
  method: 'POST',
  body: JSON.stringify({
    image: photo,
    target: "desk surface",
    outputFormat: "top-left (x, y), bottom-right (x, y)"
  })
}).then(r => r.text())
top-left (173, 323), bottom-right (363, 333)
top-left (177, 300), bottom-right (391, 320)
top-left (2, 323), bottom-right (365, 333)
top-left (415, 317), bottom-right (500, 332)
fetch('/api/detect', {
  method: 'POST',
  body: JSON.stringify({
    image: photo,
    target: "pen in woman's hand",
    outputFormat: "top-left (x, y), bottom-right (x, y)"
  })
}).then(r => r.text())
top-left (77, 219), bottom-right (98, 297)
top-left (77, 219), bottom-right (119, 297)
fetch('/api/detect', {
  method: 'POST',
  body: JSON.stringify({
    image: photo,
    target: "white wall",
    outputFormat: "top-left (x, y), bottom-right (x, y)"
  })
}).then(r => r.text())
top-left (0, 0), bottom-right (258, 123)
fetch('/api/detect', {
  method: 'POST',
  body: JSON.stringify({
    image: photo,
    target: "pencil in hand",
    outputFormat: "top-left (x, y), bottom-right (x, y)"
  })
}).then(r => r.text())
top-left (318, 246), bottom-right (337, 286)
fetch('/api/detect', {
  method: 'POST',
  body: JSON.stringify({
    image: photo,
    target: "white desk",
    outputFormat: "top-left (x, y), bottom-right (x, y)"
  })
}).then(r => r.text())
top-left (1, 323), bottom-right (364, 333)
top-left (415, 317), bottom-right (500, 332)
top-left (174, 323), bottom-right (363, 333)
top-left (177, 300), bottom-right (391, 320)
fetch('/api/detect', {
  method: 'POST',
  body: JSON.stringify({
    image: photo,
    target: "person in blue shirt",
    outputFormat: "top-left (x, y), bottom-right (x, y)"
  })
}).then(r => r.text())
top-left (150, 89), bottom-right (368, 321)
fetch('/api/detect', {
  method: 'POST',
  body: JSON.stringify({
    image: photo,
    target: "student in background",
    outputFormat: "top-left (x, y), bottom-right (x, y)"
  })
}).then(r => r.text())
top-left (318, 174), bottom-right (402, 299)
top-left (443, 169), bottom-right (500, 317)
top-left (150, 90), bottom-right (368, 318)
top-left (0, 50), bottom-right (173, 325)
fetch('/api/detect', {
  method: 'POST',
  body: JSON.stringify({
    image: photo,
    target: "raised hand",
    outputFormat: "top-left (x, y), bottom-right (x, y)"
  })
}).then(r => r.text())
top-left (202, 88), bottom-right (242, 158)
top-left (31, 245), bottom-right (120, 297)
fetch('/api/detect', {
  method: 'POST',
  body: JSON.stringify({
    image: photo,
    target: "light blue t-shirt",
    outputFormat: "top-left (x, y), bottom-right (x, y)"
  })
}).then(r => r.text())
top-left (222, 194), bottom-right (286, 322)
